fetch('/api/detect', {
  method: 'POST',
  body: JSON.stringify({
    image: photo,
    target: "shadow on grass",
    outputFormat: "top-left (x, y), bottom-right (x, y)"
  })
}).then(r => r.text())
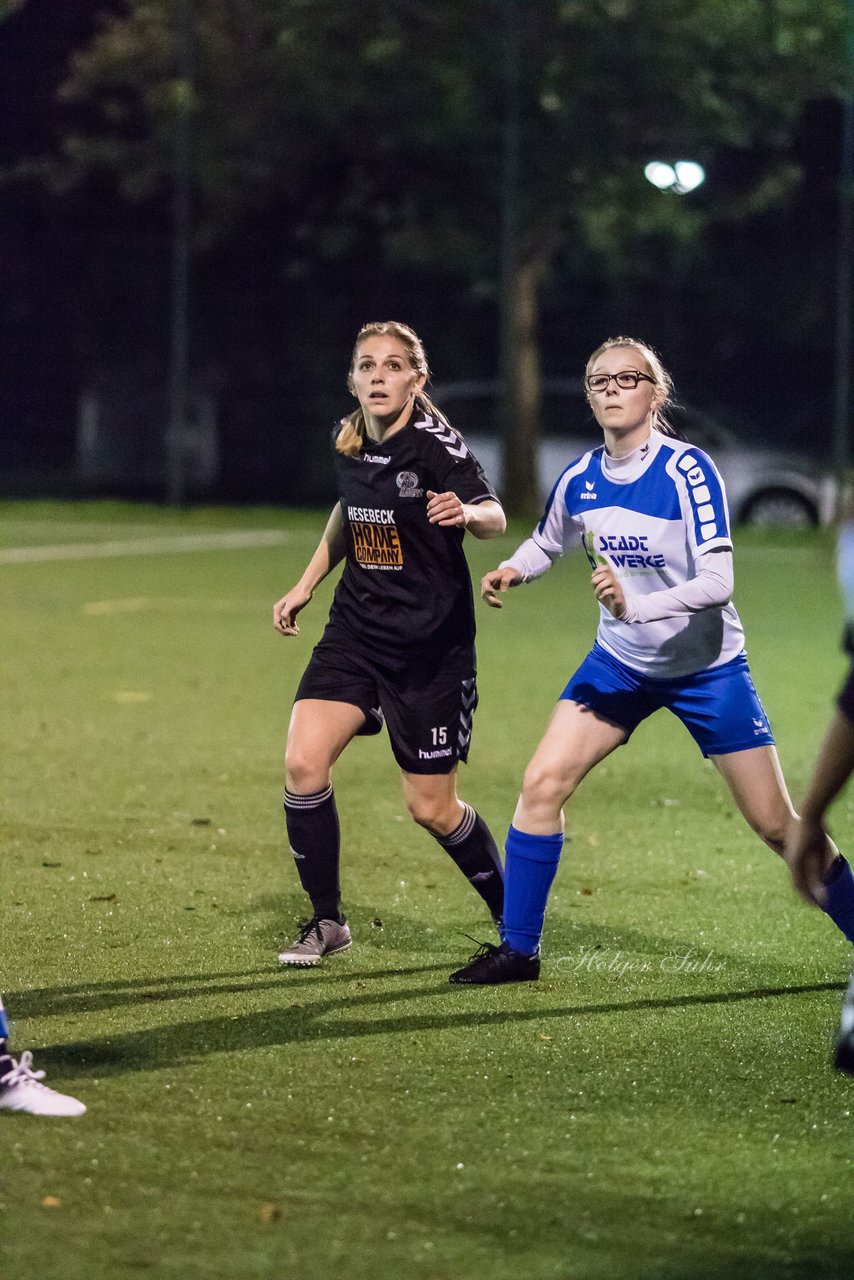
top-left (33, 972), bottom-right (842, 1078)
top-left (9, 961), bottom-right (452, 1017)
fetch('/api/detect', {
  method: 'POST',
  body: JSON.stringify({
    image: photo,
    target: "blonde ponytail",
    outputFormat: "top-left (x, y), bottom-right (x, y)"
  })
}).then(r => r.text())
top-left (335, 409), bottom-right (367, 458)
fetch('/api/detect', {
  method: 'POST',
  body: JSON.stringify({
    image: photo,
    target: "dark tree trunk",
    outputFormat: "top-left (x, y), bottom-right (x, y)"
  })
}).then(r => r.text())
top-left (500, 246), bottom-right (550, 518)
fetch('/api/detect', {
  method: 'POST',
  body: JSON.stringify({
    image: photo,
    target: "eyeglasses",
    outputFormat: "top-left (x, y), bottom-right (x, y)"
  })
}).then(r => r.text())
top-left (585, 370), bottom-right (656, 393)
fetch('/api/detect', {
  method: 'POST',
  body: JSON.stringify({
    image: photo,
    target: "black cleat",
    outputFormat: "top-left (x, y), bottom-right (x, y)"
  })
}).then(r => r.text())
top-left (449, 940), bottom-right (540, 985)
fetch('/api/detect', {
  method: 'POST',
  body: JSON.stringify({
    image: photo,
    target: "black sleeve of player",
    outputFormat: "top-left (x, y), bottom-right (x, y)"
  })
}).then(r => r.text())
top-left (419, 417), bottom-right (500, 505)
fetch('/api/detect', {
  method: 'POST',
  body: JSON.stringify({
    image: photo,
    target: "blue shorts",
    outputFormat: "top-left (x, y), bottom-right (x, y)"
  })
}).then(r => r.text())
top-left (560, 643), bottom-right (775, 757)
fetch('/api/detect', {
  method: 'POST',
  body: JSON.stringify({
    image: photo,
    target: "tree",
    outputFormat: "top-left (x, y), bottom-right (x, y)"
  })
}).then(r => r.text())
top-left (27, 0), bottom-right (852, 511)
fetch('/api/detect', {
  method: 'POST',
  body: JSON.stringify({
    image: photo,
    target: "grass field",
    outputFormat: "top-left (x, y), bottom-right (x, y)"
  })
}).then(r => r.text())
top-left (1, 499), bottom-right (852, 1280)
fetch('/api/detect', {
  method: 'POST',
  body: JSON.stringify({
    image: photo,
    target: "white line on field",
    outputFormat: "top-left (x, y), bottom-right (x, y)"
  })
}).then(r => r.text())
top-left (82, 596), bottom-right (254, 615)
top-left (0, 530), bottom-right (288, 564)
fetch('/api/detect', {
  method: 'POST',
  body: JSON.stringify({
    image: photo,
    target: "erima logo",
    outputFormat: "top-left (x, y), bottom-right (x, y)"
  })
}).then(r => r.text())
top-left (581, 480), bottom-right (597, 501)
top-left (752, 717), bottom-right (767, 734)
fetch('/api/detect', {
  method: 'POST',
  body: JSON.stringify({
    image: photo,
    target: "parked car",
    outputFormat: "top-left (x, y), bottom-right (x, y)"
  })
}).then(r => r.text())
top-left (431, 378), bottom-right (835, 526)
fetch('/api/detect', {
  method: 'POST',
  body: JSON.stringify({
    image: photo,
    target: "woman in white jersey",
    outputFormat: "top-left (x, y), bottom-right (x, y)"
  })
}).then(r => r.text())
top-left (450, 336), bottom-right (854, 984)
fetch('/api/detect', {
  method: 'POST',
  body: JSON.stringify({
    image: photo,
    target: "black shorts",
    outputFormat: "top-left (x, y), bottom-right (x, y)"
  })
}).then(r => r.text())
top-left (294, 632), bottom-right (479, 774)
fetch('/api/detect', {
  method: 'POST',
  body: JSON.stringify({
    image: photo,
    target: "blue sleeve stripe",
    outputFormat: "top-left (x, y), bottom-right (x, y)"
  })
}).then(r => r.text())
top-left (673, 448), bottom-right (730, 545)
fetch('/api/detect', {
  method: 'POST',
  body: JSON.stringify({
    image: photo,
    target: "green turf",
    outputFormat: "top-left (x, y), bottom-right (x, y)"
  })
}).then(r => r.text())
top-left (1, 500), bottom-right (852, 1280)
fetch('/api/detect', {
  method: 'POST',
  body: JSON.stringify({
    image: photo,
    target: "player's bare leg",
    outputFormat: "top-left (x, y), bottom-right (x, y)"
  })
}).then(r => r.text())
top-left (514, 700), bottom-right (628, 833)
top-left (712, 744), bottom-right (854, 949)
top-left (712, 745), bottom-right (836, 866)
top-left (400, 769), bottom-right (463, 836)
top-left (285, 698), bottom-right (367, 794)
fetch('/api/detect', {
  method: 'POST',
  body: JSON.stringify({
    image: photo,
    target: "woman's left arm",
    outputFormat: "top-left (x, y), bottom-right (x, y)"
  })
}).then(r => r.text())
top-left (426, 492), bottom-right (506, 540)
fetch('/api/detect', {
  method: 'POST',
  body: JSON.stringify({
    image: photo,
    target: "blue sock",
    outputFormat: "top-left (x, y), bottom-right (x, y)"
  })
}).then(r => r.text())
top-left (822, 856), bottom-right (854, 945)
top-left (503, 826), bottom-right (564, 956)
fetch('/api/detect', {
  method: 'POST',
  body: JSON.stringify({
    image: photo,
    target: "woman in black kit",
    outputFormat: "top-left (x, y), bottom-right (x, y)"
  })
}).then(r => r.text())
top-left (273, 321), bottom-right (507, 965)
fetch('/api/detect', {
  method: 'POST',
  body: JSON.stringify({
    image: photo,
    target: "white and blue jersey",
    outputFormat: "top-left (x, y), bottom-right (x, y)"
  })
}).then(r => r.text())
top-left (533, 429), bottom-right (745, 679)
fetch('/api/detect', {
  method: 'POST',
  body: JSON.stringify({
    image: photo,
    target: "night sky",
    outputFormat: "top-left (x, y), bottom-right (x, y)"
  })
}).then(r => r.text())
top-left (1, 1), bottom-right (850, 502)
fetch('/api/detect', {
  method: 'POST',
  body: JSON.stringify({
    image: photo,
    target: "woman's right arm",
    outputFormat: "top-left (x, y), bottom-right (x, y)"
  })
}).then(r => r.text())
top-left (481, 472), bottom-right (572, 606)
top-left (481, 537), bottom-right (556, 608)
top-left (273, 504), bottom-right (346, 635)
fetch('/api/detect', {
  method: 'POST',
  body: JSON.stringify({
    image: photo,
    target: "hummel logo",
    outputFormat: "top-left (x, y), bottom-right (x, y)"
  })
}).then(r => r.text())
top-left (470, 871), bottom-right (495, 883)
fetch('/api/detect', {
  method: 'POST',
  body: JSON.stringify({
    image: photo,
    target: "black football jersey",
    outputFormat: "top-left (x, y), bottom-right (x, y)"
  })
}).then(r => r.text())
top-left (326, 407), bottom-right (499, 654)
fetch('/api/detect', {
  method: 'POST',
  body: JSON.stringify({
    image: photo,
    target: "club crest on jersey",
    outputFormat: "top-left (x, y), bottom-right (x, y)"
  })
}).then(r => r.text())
top-left (396, 470), bottom-right (423, 498)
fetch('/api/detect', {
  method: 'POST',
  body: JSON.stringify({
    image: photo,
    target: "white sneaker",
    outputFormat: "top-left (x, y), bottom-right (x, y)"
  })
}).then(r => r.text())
top-left (0, 1052), bottom-right (87, 1117)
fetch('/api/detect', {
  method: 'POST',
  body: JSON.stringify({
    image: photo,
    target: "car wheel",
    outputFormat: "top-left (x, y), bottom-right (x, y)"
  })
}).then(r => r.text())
top-left (740, 488), bottom-right (818, 527)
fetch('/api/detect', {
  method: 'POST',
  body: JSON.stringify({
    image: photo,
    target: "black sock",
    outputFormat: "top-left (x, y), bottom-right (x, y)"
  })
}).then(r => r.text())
top-left (284, 785), bottom-right (344, 920)
top-left (435, 804), bottom-right (505, 920)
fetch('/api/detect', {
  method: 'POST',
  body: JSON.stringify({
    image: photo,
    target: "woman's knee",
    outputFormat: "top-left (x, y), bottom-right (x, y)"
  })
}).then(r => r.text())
top-left (284, 740), bottom-right (331, 794)
top-left (758, 828), bottom-right (787, 856)
top-left (744, 811), bottom-right (789, 854)
top-left (401, 776), bottom-right (460, 834)
top-left (405, 794), bottom-right (450, 833)
top-left (521, 759), bottom-right (576, 813)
